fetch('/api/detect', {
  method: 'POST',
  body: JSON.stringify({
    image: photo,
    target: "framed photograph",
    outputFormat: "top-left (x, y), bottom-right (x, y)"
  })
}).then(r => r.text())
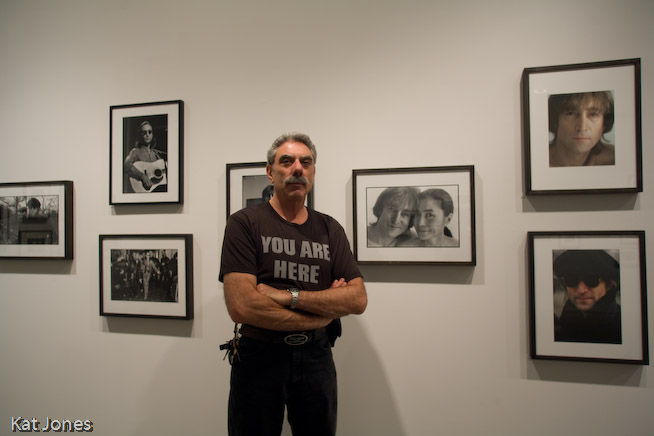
top-left (110, 100), bottom-right (184, 205)
top-left (99, 234), bottom-right (193, 319)
top-left (226, 162), bottom-right (314, 219)
top-left (352, 166), bottom-right (475, 265)
top-left (0, 181), bottom-right (73, 259)
top-left (528, 231), bottom-right (648, 365)
top-left (522, 58), bottom-right (641, 195)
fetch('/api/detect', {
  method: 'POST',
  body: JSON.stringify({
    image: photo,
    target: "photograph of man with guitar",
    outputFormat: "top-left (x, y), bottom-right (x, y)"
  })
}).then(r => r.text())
top-left (123, 116), bottom-right (168, 193)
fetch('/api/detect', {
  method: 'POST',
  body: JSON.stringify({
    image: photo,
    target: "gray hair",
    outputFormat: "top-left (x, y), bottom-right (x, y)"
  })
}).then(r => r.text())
top-left (266, 132), bottom-right (318, 165)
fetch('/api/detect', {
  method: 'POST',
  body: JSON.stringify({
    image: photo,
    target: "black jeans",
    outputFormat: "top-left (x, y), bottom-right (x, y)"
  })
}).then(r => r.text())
top-left (228, 336), bottom-right (337, 436)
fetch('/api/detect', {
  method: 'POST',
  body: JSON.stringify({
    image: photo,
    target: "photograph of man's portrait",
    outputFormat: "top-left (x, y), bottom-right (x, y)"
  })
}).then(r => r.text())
top-left (122, 114), bottom-right (169, 194)
top-left (242, 175), bottom-right (274, 208)
top-left (365, 185), bottom-right (460, 248)
top-left (552, 249), bottom-right (622, 344)
top-left (548, 91), bottom-right (615, 168)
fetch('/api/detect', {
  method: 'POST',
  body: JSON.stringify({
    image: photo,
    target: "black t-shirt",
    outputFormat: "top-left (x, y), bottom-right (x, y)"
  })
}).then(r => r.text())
top-left (219, 202), bottom-right (361, 291)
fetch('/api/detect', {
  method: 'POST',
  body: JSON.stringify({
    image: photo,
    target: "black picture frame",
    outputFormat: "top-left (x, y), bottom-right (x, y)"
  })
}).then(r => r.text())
top-left (528, 231), bottom-right (648, 365)
top-left (226, 162), bottom-right (314, 219)
top-left (522, 58), bottom-right (642, 195)
top-left (352, 166), bottom-right (476, 265)
top-left (99, 234), bottom-right (193, 320)
top-left (0, 181), bottom-right (73, 259)
top-left (110, 100), bottom-right (184, 205)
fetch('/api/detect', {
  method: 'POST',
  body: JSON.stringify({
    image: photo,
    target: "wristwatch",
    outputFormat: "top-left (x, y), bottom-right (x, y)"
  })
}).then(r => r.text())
top-left (287, 288), bottom-right (299, 309)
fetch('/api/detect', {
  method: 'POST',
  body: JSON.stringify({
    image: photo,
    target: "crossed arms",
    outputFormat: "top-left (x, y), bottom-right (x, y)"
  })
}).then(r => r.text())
top-left (223, 273), bottom-right (367, 331)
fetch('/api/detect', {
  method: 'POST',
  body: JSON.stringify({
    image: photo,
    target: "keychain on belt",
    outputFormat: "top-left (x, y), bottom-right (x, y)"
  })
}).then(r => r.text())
top-left (219, 323), bottom-right (241, 365)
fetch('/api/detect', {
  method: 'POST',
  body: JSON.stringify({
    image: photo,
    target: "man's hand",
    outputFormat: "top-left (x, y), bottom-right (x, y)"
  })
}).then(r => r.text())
top-left (141, 172), bottom-right (152, 190)
top-left (256, 283), bottom-right (289, 307)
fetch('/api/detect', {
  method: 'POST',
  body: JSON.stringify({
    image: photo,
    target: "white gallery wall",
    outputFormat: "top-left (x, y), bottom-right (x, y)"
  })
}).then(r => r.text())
top-left (1, 0), bottom-right (652, 435)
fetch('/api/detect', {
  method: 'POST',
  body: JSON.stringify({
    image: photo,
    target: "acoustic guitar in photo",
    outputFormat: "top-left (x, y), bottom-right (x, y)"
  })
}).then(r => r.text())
top-left (129, 159), bottom-right (168, 193)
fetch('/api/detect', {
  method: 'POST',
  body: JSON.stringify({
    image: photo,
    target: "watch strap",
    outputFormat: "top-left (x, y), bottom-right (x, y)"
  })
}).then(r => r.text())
top-left (287, 288), bottom-right (299, 309)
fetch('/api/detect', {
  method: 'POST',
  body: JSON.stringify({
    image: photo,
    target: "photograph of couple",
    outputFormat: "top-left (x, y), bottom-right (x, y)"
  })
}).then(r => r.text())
top-left (366, 185), bottom-right (460, 248)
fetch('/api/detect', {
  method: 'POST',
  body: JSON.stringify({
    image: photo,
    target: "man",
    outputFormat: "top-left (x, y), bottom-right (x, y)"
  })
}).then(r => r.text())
top-left (20, 197), bottom-right (56, 244)
top-left (548, 91), bottom-right (615, 167)
top-left (141, 251), bottom-right (160, 300)
top-left (124, 120), bottom-right (167, 192)
top-left (219, 132), bottom-right (367, 436)
top-left (553, 250), bottom-right (621, 343)
top-left (26, 197), bottom-right (44, 218)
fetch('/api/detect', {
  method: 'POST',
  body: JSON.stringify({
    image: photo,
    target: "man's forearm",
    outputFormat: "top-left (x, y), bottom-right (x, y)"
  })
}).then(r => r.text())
top-left (223, 272), bottom-right (332, 331)
top-left (124, 162), bottom-right (144, 180)
top-left (257, 277), bottom-right (367, 319)
top-left (245, 304), bottom-right (333, 331)
top-left (295, 278), bottom-right (367, 318)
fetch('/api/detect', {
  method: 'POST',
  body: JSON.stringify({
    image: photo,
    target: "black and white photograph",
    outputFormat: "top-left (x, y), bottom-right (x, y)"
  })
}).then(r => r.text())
top-left (365, 185), bottom-right (460, 248)
top-left (226, 162), bottom-right (313, 219)
top-left (122, 113), bottom-right (169, 194)
top-left (528, 231), bottom-right (648, 364)
top-left (110, 100), bottom-right (183, 205)
top-left (100, 234), bottom-right (193, 319)
top-left (0, 181), bottom-right (73, 259)
top-left (353, 166), bottom-right (475, 265)
top-left (108, 248), bottom-right (180, 303)
top-left (522, 58), bottom-right (641, 194)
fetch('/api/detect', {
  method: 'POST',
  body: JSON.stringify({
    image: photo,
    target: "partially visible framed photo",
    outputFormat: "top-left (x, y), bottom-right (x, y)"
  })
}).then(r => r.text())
top-left (99, 234), bottom-right (193, 319)
top-left (0, 181), bottom-right (73, 259)
top-left (528, 231), bottom-right (648, 365)
top-left (226, 162), bottom-right (314, 219)
top-left (353, 166), bottom-right (475, 265)
top-left (522, 58), bottom-right (641, 195)
top-left (110, 100), bottom-right (184, 205)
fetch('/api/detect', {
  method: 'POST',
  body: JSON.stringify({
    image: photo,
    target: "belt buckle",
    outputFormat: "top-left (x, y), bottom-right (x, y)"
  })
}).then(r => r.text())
top-left (283, 333), bottom-right (309, 346)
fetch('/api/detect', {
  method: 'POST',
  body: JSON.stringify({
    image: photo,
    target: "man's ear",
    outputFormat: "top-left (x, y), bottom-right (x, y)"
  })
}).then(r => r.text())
top-left (266, 164), bottom-right (273, 182)
top-left (445, 213), bottom-right (453, 224)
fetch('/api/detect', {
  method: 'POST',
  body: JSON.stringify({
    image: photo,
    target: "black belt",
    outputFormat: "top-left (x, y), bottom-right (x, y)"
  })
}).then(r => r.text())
top-left (239, 324), bottom-right (327, 346)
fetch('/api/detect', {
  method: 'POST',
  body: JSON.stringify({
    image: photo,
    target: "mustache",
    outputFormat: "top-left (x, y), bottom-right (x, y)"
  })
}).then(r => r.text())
top-left (284, 176), bottom-right (309, 185)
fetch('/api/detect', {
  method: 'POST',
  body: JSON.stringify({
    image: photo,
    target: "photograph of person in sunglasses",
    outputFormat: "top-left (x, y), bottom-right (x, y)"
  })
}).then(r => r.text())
top-left (552, 249), bottom-right (621, 344)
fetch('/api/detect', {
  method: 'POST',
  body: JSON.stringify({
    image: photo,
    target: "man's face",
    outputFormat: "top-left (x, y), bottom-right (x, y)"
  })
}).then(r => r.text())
top-left (377, 201), bottom-right (413, 239)
top-left (141, 123), bottom-right (154, 145)
top-left (564, 277), bottom-right (608, 311)
top-left (555, 99), bottom-right (605, 155)
top-left (415, 198), bottom-right (451, 241)
top-left (266, 141), bottom-right (315, 201)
